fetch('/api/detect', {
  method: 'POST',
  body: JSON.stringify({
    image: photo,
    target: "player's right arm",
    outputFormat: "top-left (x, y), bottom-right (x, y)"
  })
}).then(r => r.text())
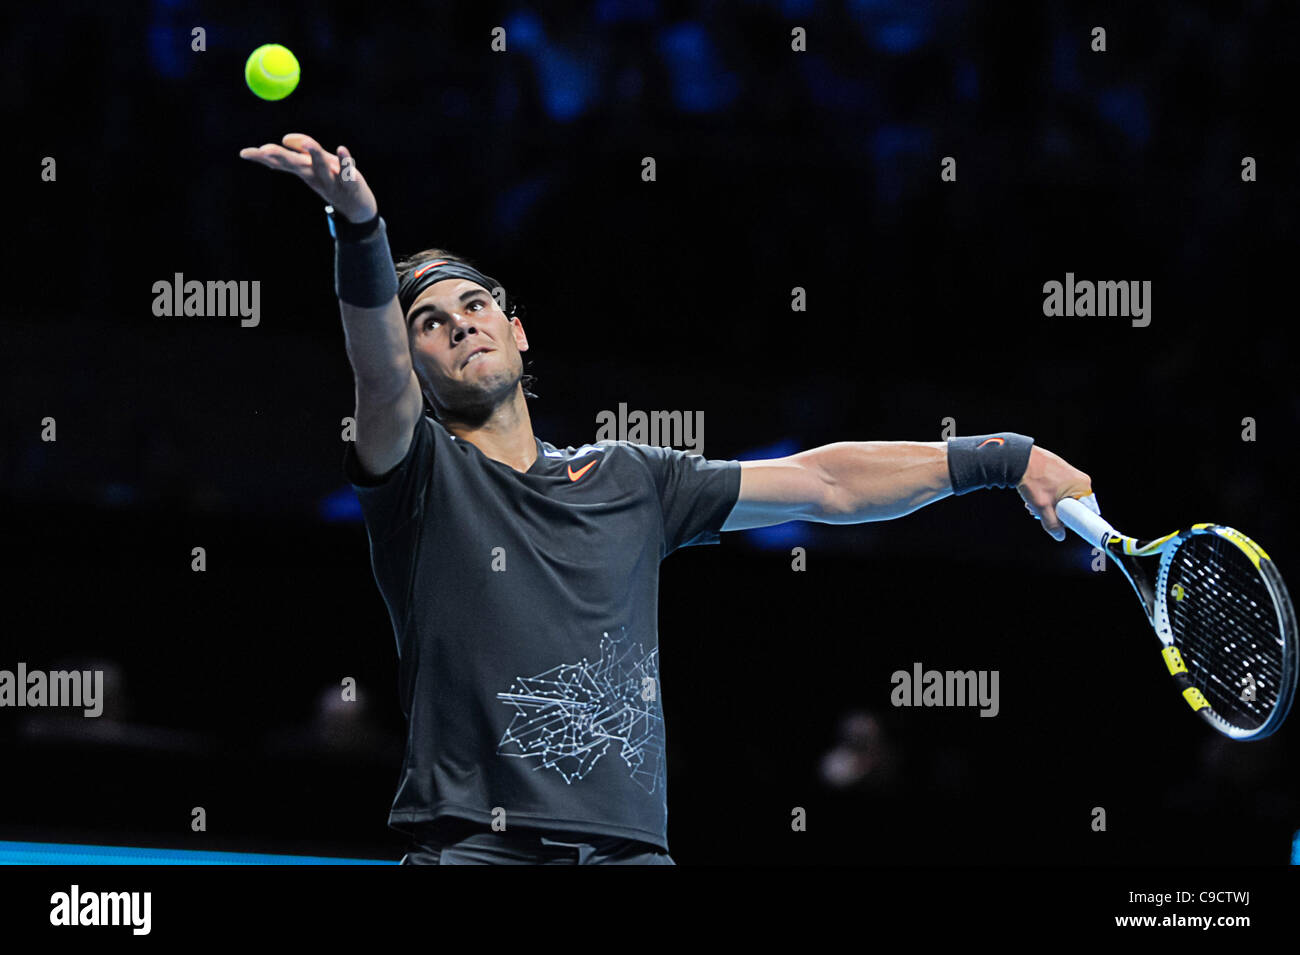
top-left (239, 133), bottom-right (421, 478)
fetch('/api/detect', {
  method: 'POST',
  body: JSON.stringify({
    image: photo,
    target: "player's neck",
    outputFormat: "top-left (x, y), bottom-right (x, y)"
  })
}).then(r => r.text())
top-left (443, 391), bottom-right (537, 473)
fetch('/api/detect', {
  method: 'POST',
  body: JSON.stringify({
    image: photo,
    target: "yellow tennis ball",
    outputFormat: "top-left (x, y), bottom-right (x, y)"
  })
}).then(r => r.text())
top-left (245, 44), bottom-right (300, 101)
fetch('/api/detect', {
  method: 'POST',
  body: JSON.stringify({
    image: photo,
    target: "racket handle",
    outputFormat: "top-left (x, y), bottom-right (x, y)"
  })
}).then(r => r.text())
top-left (1057, 494), bottom-right (1116, 549)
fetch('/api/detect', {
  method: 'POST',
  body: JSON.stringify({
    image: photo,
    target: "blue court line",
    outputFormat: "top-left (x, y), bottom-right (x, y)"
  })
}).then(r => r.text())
top-left (0, 840), bottom-right (395, 865)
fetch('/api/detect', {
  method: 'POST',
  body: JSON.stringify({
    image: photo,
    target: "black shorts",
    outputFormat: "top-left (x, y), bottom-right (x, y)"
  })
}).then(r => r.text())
top-left (398, 817), bottom-right (675, 865)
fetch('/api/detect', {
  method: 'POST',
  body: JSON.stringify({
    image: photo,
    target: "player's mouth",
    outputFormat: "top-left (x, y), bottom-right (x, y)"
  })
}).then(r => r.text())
top-left (461, 347), bottom-right (494, 370)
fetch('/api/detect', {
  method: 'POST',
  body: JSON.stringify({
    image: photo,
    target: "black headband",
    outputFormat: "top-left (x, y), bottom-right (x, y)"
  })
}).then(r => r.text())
top-left (397, 258), bottom-right (504, 317)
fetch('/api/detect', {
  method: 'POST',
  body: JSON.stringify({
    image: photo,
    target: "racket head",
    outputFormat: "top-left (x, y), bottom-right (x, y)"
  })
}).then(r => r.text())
top-left (1155, 525), bottom-right (1298, 740)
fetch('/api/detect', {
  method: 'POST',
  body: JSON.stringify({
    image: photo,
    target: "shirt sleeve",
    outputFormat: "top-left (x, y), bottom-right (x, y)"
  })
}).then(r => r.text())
top-left (342, 414), bottom-right (437, 545)
top-left (626, 444), bottom-right (743, 557)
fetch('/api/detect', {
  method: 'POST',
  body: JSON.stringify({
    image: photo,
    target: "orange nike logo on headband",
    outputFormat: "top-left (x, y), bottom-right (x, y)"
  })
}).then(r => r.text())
top-left (977, 437), bottom-right (1005, 448)
top-left (412, 260), bottom-right (449, 279)
top-left (567, 461), bottom-right (597, 482)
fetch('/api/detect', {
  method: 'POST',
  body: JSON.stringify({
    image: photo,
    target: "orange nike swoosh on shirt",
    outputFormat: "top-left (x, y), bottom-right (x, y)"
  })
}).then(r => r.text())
top-left (567, 460), bottom-right (597, 482)
top-left (977, 437), bottom-right (1005, 448)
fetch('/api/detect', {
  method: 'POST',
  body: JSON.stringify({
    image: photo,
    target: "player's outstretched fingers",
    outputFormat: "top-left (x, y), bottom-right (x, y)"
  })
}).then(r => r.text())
top-left (301, 140), bottom-right (339, 182)
top-left (238, 143), bottom-right (304, 173)
top-left (281, 132), bottom-right (320, 153)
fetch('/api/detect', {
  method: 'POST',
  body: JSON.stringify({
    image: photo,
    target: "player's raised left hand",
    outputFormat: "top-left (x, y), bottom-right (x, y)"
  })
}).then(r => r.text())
top-left (238, 133), bottom-right (378, 225)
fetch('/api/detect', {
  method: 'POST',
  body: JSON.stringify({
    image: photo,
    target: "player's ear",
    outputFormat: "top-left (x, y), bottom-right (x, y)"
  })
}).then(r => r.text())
top-left (511, 317), bottom-right (529, 353)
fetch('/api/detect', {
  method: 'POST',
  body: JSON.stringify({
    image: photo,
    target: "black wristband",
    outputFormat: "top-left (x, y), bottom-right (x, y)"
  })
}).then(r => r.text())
top-left (326, 204), bottom-right (381, 242)
top-left (946, 432), bottom-right (1034, 496)
top-left (328, 206), bottom-right (399, 308)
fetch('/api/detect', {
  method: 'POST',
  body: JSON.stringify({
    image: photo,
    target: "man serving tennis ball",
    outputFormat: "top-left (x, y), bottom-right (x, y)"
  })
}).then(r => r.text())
top-left (238, 133), bottom-right (1094, 864)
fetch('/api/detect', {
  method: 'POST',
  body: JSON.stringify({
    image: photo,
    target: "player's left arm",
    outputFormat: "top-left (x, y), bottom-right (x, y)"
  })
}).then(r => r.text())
top-left (721, 441), bottom-right (1092, 539)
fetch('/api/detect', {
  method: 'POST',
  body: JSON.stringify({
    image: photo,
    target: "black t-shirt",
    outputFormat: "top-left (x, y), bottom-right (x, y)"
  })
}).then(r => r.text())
top-left (343, 415), bottom-right (742, 850)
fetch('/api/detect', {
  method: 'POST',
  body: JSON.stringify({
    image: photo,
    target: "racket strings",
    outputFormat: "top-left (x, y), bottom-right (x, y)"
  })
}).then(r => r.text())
top-left (1168, 534), bottom-right (1284, 731)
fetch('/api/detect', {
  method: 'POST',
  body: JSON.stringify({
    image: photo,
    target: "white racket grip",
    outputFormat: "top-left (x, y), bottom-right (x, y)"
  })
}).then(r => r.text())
top-left (1057, 494), bottom-right (1114, 549)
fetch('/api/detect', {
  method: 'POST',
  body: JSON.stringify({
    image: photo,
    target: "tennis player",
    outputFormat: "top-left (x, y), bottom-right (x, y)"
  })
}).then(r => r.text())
top-left (240, 134), bottom-right (1093, 865)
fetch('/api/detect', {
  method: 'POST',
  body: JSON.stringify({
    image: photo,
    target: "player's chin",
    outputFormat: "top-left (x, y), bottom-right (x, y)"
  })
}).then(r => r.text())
top-left (465, 355), bottom-right (523, 386)
top-left (458, 365), bottom-right (505, 390)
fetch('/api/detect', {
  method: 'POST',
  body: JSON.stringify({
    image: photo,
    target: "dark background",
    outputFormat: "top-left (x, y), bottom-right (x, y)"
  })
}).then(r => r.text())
top-left (2, 0), bottom-right (1296, 863)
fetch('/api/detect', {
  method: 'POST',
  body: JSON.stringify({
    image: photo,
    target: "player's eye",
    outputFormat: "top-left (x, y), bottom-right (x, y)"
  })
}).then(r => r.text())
top-left (422, 300), bottom-right (485, 330)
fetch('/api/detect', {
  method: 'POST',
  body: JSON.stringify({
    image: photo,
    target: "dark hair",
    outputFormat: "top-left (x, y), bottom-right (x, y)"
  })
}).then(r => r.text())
top-left (392, 247), bottom-right (537, 419)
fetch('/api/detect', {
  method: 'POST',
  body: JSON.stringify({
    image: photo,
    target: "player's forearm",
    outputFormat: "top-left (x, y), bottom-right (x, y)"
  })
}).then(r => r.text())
top-left (807, 441), bottom-right (953, 523)
top-left (329, 208), bottom-right (413, 401)
top-left (340, 298), bottom-right (415, 402)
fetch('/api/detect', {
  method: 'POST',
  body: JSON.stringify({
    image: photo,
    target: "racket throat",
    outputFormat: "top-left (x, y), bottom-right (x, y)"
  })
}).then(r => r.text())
top-left (1114, 552), bottom-right (1158, 621)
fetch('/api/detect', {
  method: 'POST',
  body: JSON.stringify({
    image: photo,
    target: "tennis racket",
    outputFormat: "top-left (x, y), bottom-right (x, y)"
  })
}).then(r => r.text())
top-left (1057, 494), bottom-right (1297, 740)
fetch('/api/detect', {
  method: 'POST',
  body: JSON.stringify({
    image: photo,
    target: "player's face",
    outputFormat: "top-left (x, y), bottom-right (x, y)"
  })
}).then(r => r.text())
top-left (404, 279), bottom-right (529, 415)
